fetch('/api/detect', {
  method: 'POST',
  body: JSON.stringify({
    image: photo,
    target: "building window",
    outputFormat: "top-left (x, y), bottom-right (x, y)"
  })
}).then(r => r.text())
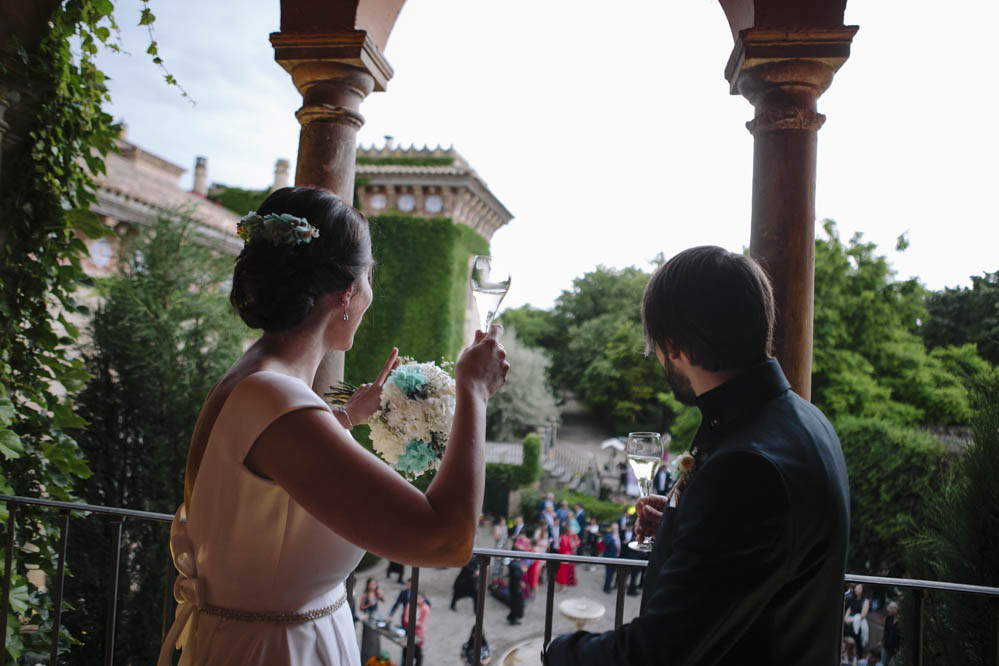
top-left (424, 194), bottom-right (443, 214)
top-left (370, 193), bottom-right (387, 210)
top-left (90, 238), bottom-right (113, 268)
top-left (397, 193), bottom-right (415, 212)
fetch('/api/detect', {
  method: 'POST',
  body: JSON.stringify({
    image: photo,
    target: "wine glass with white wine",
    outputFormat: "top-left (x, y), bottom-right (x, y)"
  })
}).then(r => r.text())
top-left (470, 255), bottom-right (511, 331)
top-left (627, 431), bottom-right (664, 552)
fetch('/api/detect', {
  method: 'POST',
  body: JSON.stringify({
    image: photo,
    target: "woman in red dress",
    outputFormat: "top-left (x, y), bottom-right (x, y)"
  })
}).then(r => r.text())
top-left (526, 537), bottom-right (545, 592)
top-left (555, 520), bottom-right (580, 590)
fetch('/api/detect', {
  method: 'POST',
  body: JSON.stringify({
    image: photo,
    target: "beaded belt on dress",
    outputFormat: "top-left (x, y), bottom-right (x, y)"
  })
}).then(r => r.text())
top-left (200, 591), bottom-right (347, 624)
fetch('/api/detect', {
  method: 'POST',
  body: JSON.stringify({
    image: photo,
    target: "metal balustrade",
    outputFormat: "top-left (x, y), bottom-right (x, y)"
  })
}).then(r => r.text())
top-left (2, 494), bottom-right (998, 666)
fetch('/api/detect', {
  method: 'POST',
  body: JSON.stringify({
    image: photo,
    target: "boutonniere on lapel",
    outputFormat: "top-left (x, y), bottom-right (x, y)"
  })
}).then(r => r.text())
top-left (666, 448), bottom-right (698, 508)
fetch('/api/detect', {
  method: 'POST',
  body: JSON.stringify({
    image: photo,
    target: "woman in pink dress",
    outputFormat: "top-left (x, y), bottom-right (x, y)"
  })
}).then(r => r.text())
top-left (555, 521), bottom-right (580, 590)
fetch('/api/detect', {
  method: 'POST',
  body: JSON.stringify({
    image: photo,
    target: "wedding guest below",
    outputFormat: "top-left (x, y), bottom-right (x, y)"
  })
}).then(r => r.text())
top-left (450, 558), bottom-right (478, 612)
top-left (510, 515), bottom-right (525, 541)
top-left (881, 601), bottom-right (900, 665)
top-left (555, 521), bottom-right (580, 591)
top-left (358, 577), bottom-right (384, 617)
top-left (841, 638), bottom-right (858, 666)
top-left (844, 583), bottom-right (871, 655)
top-left (573, 504), bottom-right (586, 534)
top-left (601, 523), bottom-right (621, 594)
top-left (544, 246), bottom-right (850, 665)
top-left (389, 579), bottom-right (431, 622)
top-left (159, 187), bottom-right (508, 666)
top-left (491, 516), bottom-right (509, 578)
top-left (461, 626), bottom-right (492, 666)
top-left (492, 516), bottom-right (508, 548)
top-left (527, 538), bottom-right (546, 593)
top-left (556, 500), bottom-right (571, 523)
top-left (861, 648), bottom-right (883, 666)
top-left (615, 509), bottom-right (630, 535)
top-left (541, 503), bottom-right (556, 538)
top-left (582, 517), bottom-right (601, 559)
top-left (402, 593), bottom-right (430, 666)
top-left (617, 461), bottom-right (628, 492)
top-left (507, 555), bottom-right (525, 625)
top-left (653, 463), bottom-right (671, 495)
top-left (624, 542), bottom-right (646, 598)
top-left (386, 560), bottom-right (405, 584)
top-left (618, 519), bottom-right (642, 597)
top-left (548, 516), bottom-right (562, 553)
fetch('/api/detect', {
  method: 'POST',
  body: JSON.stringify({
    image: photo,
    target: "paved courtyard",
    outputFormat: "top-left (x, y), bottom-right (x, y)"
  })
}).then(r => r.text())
top-left (353, 524), bottom-right (644, 665)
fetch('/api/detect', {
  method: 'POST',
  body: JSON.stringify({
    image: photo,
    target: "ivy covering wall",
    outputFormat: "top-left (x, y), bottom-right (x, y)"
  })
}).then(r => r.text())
top-left (344, 213), bottom-right (488, 385)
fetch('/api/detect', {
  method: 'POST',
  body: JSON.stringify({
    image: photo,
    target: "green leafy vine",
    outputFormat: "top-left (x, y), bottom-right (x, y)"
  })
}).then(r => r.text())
top-left (0, 1), bottom-right (177, 660)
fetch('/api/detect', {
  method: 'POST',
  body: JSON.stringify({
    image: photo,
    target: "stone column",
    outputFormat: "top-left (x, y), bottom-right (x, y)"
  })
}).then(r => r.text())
top-left (271, 30), bottom-right (393, 392)
top-left (726, 27), bottom-right (857, 400)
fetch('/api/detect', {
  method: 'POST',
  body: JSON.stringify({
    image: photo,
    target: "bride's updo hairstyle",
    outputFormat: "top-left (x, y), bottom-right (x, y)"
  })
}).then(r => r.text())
top-left (230, 186), bottom-right (372, 331)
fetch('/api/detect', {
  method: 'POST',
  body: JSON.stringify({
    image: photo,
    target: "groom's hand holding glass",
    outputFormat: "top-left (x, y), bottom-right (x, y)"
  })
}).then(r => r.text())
top-left (634, 494), bottom-right (668, 544)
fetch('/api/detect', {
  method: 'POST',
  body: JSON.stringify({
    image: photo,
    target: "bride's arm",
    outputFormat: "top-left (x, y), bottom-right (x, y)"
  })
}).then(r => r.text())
top-left (245, 327), bottom-right (508, 568)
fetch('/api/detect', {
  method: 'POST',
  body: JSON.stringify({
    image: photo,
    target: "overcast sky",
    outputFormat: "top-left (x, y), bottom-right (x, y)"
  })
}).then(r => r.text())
top-left (95, 1), bottom-right (999, 310)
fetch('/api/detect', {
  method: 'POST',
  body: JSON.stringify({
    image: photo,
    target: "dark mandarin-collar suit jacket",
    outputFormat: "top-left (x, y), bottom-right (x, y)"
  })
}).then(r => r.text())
top-left (546, 360), bottom-right (850, 665)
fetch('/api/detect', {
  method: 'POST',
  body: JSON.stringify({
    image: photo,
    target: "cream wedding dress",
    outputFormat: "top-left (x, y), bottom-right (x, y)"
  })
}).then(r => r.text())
top-left (158, 371), bottom-right (364, 666)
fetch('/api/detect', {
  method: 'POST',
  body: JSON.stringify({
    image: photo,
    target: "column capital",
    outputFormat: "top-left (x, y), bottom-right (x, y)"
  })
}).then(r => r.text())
top-left (737, 59), bottom-right (836, 135)
top-left (270, 30), bottom-right (394, 92)
top-left (725, 25), bottom-right (858, 95)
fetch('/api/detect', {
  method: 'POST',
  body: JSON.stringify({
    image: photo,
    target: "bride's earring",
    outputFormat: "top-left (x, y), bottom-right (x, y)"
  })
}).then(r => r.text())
top-left (341, 300), bottom-right (349, 322)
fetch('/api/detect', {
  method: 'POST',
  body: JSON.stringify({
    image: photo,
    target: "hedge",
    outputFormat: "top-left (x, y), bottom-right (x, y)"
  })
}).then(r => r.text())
top-left (518, 488), bottom-right (629, 527)
top-left (345, 214), bottom-right (488, 386)
top-left (835, 416), bottom-right (951, 574)
top-left (485, 432), bottom-right (541, 489)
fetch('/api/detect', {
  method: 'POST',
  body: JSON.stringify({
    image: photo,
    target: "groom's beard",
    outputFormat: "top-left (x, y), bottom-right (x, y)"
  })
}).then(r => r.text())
top-left (664, 355), bottom-right (697, 406)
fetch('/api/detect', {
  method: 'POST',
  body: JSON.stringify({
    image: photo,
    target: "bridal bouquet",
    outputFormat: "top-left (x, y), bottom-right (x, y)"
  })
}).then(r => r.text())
top-left (330, 360), bottom-right (456, 480)
top-left (370, 360), bottom-right (456, 479)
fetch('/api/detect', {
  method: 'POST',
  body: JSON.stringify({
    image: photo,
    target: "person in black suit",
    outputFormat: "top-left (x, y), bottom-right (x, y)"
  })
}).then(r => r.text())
top-left (544, 246), bottom-right (850, 665)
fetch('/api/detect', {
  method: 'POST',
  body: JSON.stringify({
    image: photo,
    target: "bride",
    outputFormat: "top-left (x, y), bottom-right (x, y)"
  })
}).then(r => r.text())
top-left (158, 186), bottom-right (509, 665)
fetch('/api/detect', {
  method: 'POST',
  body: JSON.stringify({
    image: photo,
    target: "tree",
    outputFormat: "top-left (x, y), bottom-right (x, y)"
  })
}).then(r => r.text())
top-left (812, 221), bottom-right (979, 426)
top-left (63, 215), bottom-right (244, 664)
top-left (903, 370), bottom-right (999, 664)
top-left (485, 331), bottom-right (558, 441)
top-left (543, 266), bottom-right (665, 430)
top-left (499, 305), bottom-right (556, 350)
top-left (922, 270), bottom-right (999, 366)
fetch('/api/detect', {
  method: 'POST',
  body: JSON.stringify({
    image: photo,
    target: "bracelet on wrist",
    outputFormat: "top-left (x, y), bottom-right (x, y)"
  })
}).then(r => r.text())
top-left (339, 405), bottom-right (354, 429)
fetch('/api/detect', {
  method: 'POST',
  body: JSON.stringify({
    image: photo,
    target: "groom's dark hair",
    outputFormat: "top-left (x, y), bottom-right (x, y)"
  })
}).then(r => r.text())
top-left (642, 246), bottom-right (774, 372)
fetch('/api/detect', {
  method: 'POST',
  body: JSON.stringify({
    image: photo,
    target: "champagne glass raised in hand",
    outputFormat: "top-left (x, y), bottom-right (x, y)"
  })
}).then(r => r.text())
top-left (470, 255), bottom-right (511, 331)
top-left (627, 431), bottom-right (664, 552)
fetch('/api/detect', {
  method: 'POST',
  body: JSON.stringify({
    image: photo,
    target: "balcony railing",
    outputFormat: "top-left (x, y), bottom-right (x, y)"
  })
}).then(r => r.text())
top-left (2, 494), bottom-right (998, 666)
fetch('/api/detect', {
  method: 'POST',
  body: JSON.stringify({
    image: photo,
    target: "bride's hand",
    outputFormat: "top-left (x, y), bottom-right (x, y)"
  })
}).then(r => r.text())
top-left (343, 347), bottom-right (400, 424)
top-left (456, 324), bottom-right (509, 401)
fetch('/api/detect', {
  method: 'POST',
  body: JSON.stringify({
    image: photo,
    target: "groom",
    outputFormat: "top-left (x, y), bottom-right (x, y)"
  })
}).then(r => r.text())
top-left (544, 246), bottom-right (850, 665)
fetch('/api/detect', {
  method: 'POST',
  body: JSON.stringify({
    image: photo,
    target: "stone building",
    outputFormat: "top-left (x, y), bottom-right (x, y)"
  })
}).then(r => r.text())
top-left (83, 126), bottom-right (241, 278)
top-left (355, 140), bottom-right (511, 242)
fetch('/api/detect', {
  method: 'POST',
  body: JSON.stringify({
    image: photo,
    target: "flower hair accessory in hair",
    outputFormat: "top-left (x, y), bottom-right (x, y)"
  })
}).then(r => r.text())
top-left (236, 212), bottom-right (319, 246)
